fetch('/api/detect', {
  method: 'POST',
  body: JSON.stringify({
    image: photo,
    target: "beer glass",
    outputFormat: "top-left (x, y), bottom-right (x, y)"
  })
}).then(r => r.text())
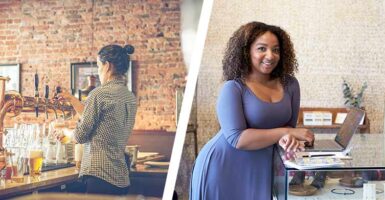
top-left (52, 119), bottom-right (71, 144)
top-left (53, 119), bottom-right (68, 129)
top-left (126, 145), bottom-right (139, 168)
top-left (0, 155), bottom-right (5, 171)
top-left (12, 156), bottom-right (26, 183)
top-left (0, 155), bottom-right (6, 182)
top-left (29, 150), bottom-right (43, 176)
top-left (74, 144), bottom-right (83, 169)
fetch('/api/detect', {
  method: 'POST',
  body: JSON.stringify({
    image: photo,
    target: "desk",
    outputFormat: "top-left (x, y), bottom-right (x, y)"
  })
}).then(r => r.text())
top-left (0, 165), bottom-right (168, 199)
top-left (273, 134), bottom-right (385, 199)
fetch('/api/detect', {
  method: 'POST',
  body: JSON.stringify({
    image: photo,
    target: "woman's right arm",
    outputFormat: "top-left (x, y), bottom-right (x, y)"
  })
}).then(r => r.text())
top-left (71, 91), bottom-right (101, 144)
top-left (59, 91), bottom-right (85, 117)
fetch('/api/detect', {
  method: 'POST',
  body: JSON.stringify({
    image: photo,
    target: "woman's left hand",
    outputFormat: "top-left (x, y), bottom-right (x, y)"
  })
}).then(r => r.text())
top-left (56, 90), bottom-right (73, 102)
top-left (53, 128), bottom-right (66, 142)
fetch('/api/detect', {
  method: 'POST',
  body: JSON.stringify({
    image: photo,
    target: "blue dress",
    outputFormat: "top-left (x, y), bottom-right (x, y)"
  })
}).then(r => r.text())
top-left (190, 78), bottom-right (300, 200)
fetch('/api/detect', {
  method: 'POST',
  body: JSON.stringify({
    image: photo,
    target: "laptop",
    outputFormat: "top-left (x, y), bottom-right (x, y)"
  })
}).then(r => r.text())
top-left (304, 107), bottom-right (365, 152)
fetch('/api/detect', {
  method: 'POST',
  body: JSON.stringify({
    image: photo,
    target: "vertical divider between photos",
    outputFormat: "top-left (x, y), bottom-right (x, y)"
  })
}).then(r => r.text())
top-left (163, 0), bottom-right (215, 199)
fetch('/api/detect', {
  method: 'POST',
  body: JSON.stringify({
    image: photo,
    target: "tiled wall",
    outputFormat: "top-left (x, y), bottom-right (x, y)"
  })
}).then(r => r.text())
top-left (0, 0), bottom-right (186, 131)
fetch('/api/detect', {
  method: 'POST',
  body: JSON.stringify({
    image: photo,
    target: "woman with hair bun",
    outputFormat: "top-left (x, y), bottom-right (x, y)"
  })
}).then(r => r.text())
top-left (58, 44), bottom-right (137, 195)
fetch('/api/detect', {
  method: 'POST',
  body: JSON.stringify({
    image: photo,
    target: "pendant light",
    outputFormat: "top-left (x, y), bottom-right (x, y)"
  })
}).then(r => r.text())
top-left (80, 0), bottom-right (96, 100)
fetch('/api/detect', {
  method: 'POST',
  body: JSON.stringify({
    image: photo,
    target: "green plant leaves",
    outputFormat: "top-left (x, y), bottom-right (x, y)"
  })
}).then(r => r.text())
top-left (342, 79), bottom-right (367, 108)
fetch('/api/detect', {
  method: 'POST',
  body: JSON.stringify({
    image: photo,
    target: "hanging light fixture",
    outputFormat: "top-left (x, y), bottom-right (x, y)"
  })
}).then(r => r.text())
top-left (79, 0), bottom-right (96, 100)
top-left (89, 0), bottom-right (95, 76)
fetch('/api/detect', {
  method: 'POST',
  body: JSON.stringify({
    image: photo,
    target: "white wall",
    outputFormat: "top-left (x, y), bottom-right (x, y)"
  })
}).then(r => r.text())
top-left (197, 0), bottom-right (385, 149)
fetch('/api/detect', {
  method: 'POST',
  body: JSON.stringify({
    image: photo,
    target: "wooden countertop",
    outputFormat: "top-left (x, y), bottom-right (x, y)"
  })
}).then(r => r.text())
top-left (0, 167), bottom-right (79, 198)
top-left (132, 164), bottom-right (168, 176)
top-left (0, 165), bottom-right (168, 199)
top-left (12, 193), bottom-right (161, 200)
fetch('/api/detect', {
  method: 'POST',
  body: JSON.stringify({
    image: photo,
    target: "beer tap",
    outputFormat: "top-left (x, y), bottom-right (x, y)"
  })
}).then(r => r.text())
top-left (78, 89), bottom-right (82, 102)
top-left (44, 85), bottom-right (49, 119)
top-left (34, 71), bottom-right (39, 117)
top-left (55, 86), bottom-right (65, 118)
top-left (51, 86), bottom-right (59, 120)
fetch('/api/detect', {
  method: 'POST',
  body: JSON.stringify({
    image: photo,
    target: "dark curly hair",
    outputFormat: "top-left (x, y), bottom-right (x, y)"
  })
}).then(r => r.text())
top-left (222, 21), bottom-right (298, 85)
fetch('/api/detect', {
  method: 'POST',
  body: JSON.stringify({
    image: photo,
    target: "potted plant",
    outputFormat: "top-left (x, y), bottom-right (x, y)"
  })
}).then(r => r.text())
top-left (342, 79), bottom-right (367, 109)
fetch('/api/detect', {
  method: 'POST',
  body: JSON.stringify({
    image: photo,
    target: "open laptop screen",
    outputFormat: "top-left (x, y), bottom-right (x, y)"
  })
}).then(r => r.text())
top-left (335, 107), bottom-right (365, 148)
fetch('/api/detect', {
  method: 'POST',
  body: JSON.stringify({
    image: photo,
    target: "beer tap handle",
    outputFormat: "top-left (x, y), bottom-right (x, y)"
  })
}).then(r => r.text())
top-left (45, 85), bottom-right (49, 99)
top-left (44, 85), bottom-right (49, 119)
top-left (54, 86), bottom-right (65, 119)
top-left (34, 73), bottom-right (39, 89)
top-left (34, 72), bottom-right (39, 117)
top-left (78, 89), bottom-right (82, 101)
top-left (56, 86), bottom-right (62, 94)
top-left (51, 85), bottom-right (60, 120)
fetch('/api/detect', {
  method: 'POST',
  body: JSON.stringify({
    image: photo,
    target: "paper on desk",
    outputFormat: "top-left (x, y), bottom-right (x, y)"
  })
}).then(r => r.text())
top-left (295, 144), bottom-right (353, 158)
top-left (144, 161), bottom-right (169, 169)
top-left (137, 152), bottom-right (159, 159)
top-left (284, 157), bottom-right (345, 170)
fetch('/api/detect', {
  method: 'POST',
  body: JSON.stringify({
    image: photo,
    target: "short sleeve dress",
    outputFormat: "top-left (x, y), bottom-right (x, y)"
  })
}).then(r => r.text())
top-left (190, 77), bottom-right (300, 200)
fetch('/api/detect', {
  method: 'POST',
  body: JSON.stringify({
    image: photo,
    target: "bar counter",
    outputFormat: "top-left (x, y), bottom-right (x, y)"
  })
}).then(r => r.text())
top-left (0, 165), bottom-right (168, 199)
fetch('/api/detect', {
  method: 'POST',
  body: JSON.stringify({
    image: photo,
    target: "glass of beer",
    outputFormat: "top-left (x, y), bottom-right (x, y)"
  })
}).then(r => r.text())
top-left (125, 145), bottom-right (139, 169)
top-left (29, 150), bottom-right (43, 177)
top-left (74, 144), bottom-right (83, 169)
top-left (52, 119), bottom-right (71, 144)
top-left (52, 119), bottom-right (68, 129)
top-left (12, 156), bottom-right (27, 183)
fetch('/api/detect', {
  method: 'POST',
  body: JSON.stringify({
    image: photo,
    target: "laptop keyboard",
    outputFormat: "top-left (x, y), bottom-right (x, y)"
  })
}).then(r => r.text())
top-left (312, 140), bottom-right (342, 150)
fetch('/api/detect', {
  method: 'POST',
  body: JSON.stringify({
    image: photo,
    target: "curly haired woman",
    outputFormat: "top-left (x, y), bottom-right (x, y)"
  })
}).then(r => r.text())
top-left (190, 22), bottom-right (314, 200)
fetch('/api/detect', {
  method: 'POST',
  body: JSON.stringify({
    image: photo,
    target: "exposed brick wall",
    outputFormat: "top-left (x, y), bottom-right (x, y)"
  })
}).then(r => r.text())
top-left (0, 0), bottom-right (186, 131)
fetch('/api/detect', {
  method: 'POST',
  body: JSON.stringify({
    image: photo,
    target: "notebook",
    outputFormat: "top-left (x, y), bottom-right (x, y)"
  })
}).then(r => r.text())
top-left (304, 107), bottom-right (365, 152)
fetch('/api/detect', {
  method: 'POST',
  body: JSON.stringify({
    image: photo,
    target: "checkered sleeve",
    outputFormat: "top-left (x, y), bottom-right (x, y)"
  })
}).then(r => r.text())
top-left (73, 91), bottom-right (100, 144)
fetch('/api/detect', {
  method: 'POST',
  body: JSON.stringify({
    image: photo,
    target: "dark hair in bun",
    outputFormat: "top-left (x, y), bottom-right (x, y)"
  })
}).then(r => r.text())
top-left (98, 44), bottom-right (135, 75)
top-left (124, 44), bottom-right (135, 54)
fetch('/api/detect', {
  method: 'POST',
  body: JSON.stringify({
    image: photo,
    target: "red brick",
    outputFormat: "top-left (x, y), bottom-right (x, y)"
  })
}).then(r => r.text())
top-left (0, 0), bottom-right (185, 131)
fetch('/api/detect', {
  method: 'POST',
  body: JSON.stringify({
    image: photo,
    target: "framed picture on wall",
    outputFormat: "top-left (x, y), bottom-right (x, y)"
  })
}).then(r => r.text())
top-left (0, 64), bottom-right (21, 92)
top-left (70, 62), bottom-right (100, 95)
top-left (70, 61), bottom-right (135, 95)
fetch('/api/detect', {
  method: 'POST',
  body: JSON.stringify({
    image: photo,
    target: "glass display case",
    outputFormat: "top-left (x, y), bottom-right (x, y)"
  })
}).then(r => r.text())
top-left (273, 134), bottom-right (385, 199)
